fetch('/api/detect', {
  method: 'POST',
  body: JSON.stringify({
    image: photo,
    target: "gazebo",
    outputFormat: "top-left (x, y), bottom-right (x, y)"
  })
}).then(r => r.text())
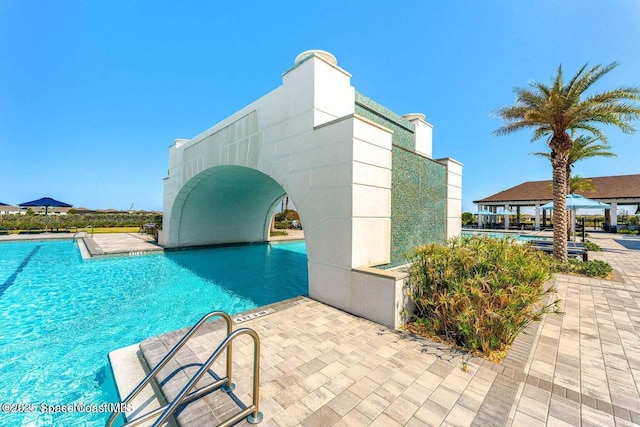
top-left (474, 174), bottom-right (640, 231)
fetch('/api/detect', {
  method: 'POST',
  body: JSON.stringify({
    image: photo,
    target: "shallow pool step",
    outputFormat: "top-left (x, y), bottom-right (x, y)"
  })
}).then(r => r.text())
top-left (108, 344), bottom-right (176, 427)
top-left (81, 237), bottom-right (105, 256)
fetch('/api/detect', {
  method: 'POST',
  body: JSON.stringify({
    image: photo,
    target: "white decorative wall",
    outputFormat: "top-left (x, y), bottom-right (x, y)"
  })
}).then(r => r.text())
top-left (160, 51), bottom-right (461, 328)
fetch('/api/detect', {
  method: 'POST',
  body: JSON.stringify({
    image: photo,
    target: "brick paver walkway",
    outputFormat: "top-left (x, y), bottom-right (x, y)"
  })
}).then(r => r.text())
top-left (135, 233), bottom-right (640, 426)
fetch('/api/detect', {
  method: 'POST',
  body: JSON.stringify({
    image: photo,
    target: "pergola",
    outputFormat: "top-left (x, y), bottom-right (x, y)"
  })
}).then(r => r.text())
top-left (474, 174), bottom-right (640, 231)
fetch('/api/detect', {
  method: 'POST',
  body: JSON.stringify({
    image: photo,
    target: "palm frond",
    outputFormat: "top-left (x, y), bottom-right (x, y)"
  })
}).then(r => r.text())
top-left (568, 136), bottom-right (617, 163)
top-left (580, 63), bottom-right (619, 93)
top-left (583, 87), bottom-right (640, 105)
top-left (565, 63), bottom-right (589, 93)
top-left (577, 108), bottom-right (638, 134)
top-left (493, 121), bottom-right (539, 137)
top-left (552, 64), bottom-right (565, 94)
top-left (530, 151), bottom-right (551, 159)
top-left (494, 105), bottom-right (530, 121)
top-left (531, 127), bottom-right (552, 141)
top-left (570, 124), bottom-right (608, 143)
top-left (529, 81), bottom-right (551, 98)
top-left (569, 175), bottom-right (596, 193)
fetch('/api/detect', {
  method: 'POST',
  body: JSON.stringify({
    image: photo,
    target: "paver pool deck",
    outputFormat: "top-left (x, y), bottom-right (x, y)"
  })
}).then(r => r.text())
top-left (3, 231), bottom-right (638, 425)
top-left (122, 232), bottom-right (640, 427)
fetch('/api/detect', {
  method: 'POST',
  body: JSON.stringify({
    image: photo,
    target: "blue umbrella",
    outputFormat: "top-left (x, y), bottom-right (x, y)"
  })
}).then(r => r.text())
top-left (542, 194), bottom-right (611, 241)
top-left (19, 197), bottom-right (72, 214)
top-left (19, 197), bottom-right (73, 231)
top-left (541, 194), bottom-right (611, 210)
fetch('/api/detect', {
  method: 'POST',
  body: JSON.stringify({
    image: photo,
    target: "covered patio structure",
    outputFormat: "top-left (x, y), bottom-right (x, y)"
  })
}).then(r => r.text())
top-left (474, 174), bottom-right (640, 231)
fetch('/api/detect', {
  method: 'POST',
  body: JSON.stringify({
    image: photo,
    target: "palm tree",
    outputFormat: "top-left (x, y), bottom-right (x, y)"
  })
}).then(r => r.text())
top-left (546, 175), bottom-right (596, 193)
top-left (495, 63), bottom-right (640, 262)
top-left (542, 176), bottom-right (595, 239)
top-left (531, 135), bottom-right (617, 191)
top-left (534, 135), bottom-right (614, 237)
top-left (568, 175), bottom-right (595, 194)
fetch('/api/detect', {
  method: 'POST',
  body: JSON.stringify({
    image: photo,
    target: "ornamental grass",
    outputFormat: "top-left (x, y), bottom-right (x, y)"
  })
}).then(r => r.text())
top-left (404, 236), bottom-right (562, 358)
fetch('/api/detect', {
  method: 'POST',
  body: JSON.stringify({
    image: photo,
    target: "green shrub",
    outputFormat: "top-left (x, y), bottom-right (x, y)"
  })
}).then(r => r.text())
top-left (404, 236), bottom-right (562, 357)
top-left (270, 230), bottom-right (288, 237)
top-left (274, 209), bottom-right (299, 222)
top-left (0, 213), bottom-right (162, 231)
top-left (553, 259), bottom-right (612, 278)
top-left (618, 229), bottom-right (631, 234)
top-left (573, 260), bottom-right (612, 277)
top-left (461, 212), bottom-right (474, 226)
top-left (583, 240), bottom-right (601, 251)
top-left (274, 222), bottom-right (289, 230)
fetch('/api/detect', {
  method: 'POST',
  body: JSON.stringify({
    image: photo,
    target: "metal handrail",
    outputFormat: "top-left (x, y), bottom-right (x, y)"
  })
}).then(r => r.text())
top-left (153, 328), bottom-right (262, 427)
top-left (531, 227), bottom-right (553, 236)
top-left (72, 225), bottom-right (94, 239)
top-left (106, 311), bottom-right (234, 427)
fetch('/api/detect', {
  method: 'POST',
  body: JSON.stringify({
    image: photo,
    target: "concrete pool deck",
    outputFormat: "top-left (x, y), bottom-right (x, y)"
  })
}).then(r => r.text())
top-left (108, 232), bottom-right (640, 426)
top-left (0, 231), bottom-right (163, 255)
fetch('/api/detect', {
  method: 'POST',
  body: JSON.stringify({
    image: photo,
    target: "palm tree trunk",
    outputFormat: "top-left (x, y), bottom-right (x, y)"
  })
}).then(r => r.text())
top-left (551, 150), bottom-right (570, 263)
top-left (566, 164), bottom-right (572, 240)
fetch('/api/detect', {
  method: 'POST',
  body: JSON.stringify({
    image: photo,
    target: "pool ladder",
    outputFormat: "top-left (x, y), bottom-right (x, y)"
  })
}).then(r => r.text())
top-left (106, 311), bottom-right (263, 427)
top-left (72, 225), bottom-right (94, 239)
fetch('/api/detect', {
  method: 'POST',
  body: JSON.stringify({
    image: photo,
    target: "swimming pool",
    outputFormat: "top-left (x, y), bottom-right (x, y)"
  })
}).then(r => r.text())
top-left (0, 239), bottom-right (307, 427)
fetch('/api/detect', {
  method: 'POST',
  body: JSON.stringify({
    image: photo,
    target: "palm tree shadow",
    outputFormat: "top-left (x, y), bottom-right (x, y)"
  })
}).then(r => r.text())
top-left (378, 327), bottom-right (473, 363)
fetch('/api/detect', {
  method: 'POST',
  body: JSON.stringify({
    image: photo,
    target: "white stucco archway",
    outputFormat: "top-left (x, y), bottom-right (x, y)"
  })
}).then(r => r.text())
top-left (160, 51), bottom-right (462, 328)
top-left (168, 165), bottom-right (288, 246)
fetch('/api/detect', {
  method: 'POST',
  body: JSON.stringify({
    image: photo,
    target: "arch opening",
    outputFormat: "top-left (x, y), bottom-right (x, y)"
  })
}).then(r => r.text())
top-left (172, 165), bottom-right (297, 247)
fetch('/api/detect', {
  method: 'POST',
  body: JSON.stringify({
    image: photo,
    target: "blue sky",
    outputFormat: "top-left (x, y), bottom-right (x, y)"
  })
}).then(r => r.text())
top-left (1, 1), bottom-right (639, 212)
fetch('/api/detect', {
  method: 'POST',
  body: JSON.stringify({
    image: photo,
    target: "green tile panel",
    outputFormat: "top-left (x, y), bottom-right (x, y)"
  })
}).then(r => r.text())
top-left (355, 92), bottom-right (447, 267)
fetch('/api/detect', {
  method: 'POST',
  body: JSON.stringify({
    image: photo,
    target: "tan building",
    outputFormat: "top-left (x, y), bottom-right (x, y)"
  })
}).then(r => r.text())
top-left (0, 204), bottom-right (21, 215)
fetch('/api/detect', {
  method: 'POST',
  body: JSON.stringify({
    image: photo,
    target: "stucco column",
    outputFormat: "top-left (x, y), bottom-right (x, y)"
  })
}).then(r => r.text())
top-left (436, 158), bottom-right (463, 238)
top-left (570, 209), bottom-right (576, 237)
top-left (404, 113), bottom-right (433, 158)
top-left (504, 204), bottom-right (510, 230)
top-left (611, 202), bottom-right (618, 228)
top-left (534, 204), bottom-right (540, 230)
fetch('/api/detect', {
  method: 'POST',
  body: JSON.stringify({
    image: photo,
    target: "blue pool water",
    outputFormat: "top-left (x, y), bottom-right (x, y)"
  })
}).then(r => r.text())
top-left (0, 239), bottom-right (307, 427)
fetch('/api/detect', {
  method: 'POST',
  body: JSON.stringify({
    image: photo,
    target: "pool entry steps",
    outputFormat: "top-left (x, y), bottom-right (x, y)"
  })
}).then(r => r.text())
top-left (80, 236), bottom-right (106, 256)
top-left (106, 311), bottom-right (263, 427)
